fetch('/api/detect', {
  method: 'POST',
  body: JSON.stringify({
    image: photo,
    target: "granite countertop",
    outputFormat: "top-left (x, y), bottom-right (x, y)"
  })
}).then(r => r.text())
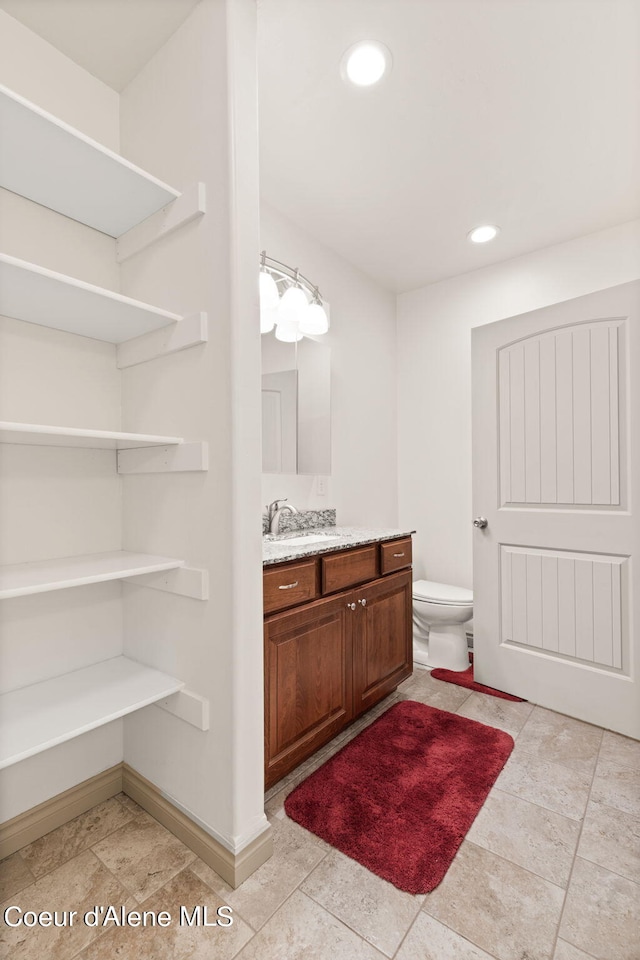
top-left (263, 526), bottom-right (415, 566)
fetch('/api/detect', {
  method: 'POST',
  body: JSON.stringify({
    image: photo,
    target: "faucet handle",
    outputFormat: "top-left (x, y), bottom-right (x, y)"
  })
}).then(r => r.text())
top-left (266, 498), bottom-right (288, 519)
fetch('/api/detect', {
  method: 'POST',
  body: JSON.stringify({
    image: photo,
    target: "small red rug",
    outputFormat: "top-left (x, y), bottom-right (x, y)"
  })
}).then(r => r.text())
top-left (430, 653), bottom-right (526, 702)
top-left (284, 701), bottom-right (513, 893)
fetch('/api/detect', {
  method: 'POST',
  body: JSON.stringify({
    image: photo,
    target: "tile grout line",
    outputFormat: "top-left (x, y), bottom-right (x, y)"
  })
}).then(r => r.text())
top-left (64, 857), bottom-right (246, 960)
top-left (267, 886), bottom-right (388, 960)
top-left (393, 909), bottom-right (504, 960)
top-left (197, 830), bottom-right (331, 937)
top-left (15, 794), bottom-right (144, 885)
top-left (389, 907), bottom-right (424, 960)
top-left (472, 740), bottom-right (587, 884)
top-left (492, 780), bottom-right (586, 824)
top-left (51, 845), bottom-right (141, 960)
top-left (461, 837), bottom-right (567, 891)
top-left (546, 726), bottom-right (605, 960)
top-left (181, 863), bottom-right (260, 936)
top-left (85, 801), bottom-right (199, 906)
top-left (490, 733), bottom-right (599, 824)
top-left (228, 879), bottom-right (366, 959)
top-left (572, 848), bottom-right (640, 889)
top-left (300, 856), bottom-right (424, 960)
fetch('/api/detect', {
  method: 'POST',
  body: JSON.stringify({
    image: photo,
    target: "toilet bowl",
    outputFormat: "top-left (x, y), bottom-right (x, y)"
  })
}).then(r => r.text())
top-left (412, 580), bottom-right (473, 671)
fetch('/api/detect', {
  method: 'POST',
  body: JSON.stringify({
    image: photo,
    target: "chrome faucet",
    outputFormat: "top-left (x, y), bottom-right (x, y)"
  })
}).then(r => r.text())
top-left (266, 498), bottom-right (298, 535)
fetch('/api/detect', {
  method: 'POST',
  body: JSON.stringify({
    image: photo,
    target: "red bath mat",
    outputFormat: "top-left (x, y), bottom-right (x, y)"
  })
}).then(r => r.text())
top-left (431, 653), bottom-right (526, 702)
top-left (284, 701), bottom-right (513, 894)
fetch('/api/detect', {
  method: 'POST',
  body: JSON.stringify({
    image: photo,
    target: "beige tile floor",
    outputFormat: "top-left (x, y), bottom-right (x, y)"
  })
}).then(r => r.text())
top-left (1, 668), bottom-right (639, 960)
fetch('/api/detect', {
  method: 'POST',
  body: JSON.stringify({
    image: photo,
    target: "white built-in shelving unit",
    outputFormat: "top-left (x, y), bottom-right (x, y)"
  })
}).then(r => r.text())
top-left (0, 253), bottom-right (182, 343)
top-left (0, 551), bottom-right (185, 600)
top-left (0, 80), bottom-right (206, 770)
top-left (0, 83), bottom-right (180, 236)
top-left (0, 657), bottom-right (184, 769)
top-left (0, 421), bottom-right (184, 449)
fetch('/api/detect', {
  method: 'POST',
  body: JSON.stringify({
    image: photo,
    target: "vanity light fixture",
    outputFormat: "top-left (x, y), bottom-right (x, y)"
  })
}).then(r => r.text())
top-left (341, 40), bottom-right (392, 87)
top-left (259, 252), bottom-right (329, 340)
top-left (468, 224), bottom-right (500, 244)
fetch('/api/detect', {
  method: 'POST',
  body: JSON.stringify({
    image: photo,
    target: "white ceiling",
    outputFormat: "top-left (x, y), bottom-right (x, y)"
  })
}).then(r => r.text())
top-left (3, 0), bottom-right (638, 292)
top-left (258, 0), bottom-right (640, 292)
top-left (0, 0), bottom-right (201, 91)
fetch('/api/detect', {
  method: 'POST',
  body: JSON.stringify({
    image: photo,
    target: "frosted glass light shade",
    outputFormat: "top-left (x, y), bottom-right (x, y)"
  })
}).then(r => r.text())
top-left (299, 302), bottom-right (329, 335)
top-left (275, 320), bottom-right (303, 342)
top-left (277, 285), bottom-right (308, 326)
top-left (260, 305), bottom-right (276, 333)
top-left (259, 270), bottom-right (279, 309)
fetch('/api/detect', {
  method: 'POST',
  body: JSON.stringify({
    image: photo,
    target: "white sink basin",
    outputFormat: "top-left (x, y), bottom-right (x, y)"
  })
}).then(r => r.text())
top-left (279, 533), bottom-right (342, 546)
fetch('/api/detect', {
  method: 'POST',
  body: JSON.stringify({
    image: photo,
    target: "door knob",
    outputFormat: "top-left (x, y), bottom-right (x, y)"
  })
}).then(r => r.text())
top-left (473, 517), bottom-right (488, 529)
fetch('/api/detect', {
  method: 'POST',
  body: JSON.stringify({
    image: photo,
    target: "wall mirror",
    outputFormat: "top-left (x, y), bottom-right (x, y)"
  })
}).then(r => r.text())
top-left (261, 336), bottom-right (331, 475)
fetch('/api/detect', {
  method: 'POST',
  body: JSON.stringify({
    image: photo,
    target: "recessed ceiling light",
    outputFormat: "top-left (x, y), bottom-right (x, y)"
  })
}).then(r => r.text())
top-left (468, 225), bottom-right (500, 244)
top-left (341, 41), bottom-right (392, 87)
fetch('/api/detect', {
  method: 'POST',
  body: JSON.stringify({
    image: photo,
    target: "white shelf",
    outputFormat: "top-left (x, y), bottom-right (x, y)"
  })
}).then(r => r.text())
top-left (0, 551), bottom-right (185, 600)
top-left (0, 656), bottom-right (184, 769)
top-left (0, 83), bottom-right (180, 237)
top-left (0, 253), bottom-right (182, 343)
top-left (0, 421), bottom-right (184, 450)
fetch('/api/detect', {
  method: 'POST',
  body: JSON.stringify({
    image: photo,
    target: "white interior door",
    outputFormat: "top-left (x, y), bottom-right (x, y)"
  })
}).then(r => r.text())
top-left (472, 281), bottom-right (639, 738)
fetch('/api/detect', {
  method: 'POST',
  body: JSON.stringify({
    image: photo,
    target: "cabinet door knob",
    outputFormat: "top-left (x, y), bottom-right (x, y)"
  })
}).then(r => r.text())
top-left (347, 601), bottom-right (356, 610)
top-left (358, 598), bottom-right (367, 607)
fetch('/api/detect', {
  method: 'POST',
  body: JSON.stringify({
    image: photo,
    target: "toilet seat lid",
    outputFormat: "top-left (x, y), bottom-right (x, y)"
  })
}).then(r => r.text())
top-left (413, 579), bottom-right (473, 605)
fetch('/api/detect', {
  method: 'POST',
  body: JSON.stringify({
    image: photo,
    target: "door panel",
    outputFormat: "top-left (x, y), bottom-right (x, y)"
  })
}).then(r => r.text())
top-left (473, 282), bottom-right (639, 737)
top-left (500, 545), bottom-right (625, 670)
top-left (498, 320), bottom-right (622, 507)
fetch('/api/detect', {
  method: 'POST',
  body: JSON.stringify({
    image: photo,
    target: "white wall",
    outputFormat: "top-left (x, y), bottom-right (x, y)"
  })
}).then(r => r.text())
top-left (261, 203), bottom-right (399, 528)
top-left (0, 12), bottom-right (124, 820)
top-left (119, 0), bottom-right (267, 854)
top-left (0, 9), bottom-right (119, 149)
top-left (398, 219), bottom-right (640, 590)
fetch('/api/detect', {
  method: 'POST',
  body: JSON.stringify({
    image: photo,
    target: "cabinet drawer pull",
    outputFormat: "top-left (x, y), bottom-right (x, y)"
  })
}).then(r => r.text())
top-left (393, 552), bottom-right (405, 558)
top-left (278, 581), bottom-right (299, 590)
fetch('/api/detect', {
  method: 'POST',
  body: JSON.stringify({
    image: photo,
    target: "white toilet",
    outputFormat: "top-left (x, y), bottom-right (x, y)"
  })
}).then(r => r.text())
top-left (412, 580), bottom-right (473, 671)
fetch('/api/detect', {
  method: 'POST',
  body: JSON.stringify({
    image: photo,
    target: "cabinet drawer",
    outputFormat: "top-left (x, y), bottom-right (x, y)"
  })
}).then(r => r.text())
top-left (322, 545), bottom-right (378, 595)
top-left (263, 559), bottom-right (319, 615)
top-left (380, 537), bottom-right (412, 574)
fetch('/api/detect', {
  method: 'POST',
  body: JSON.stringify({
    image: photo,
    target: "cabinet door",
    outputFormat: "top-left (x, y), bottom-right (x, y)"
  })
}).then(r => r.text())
top-left (352, 570), bottom-right (412, 716)
top-left (264, 593), bottom-right (352, 788)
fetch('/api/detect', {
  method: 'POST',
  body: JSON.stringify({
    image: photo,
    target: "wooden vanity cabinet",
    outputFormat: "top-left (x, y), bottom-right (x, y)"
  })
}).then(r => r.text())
top-left (263, 558), bottom-right (319, 615)
top-left (264, 538), bottom-right (412, 788)
top-left (264, 593), bottom-right (353, 788)
top-left (351, 570), bottom-right (412, 716)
